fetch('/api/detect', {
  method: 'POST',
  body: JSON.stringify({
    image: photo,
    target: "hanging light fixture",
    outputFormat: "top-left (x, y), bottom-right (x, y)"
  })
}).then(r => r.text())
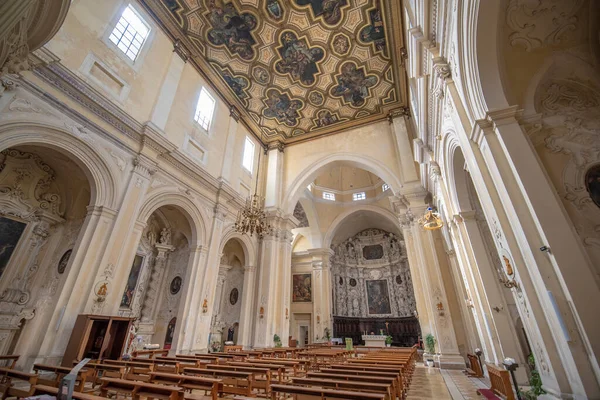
top-left (234, 144), bottom-right (272, 238)
top-left (418, 207), bottom-right (444, 230)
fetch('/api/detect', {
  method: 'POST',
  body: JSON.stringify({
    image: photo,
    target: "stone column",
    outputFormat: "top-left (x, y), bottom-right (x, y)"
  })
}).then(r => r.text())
top-left (445, 249), bottom-right (481, 354)
top-left (237, 265), bottom-right (256, 349)
top-left (308, 248), bottom-right (334, 341)
top-left (172, 244), bottom-right (207, 354)
top-left (184, 204), bottom-right (227, 353)
top-left (455, 211), bottom-right (527, 382)
top-left (253, 212), bottom-right (295, 347)
top-left (478, 110), bottom-right (600, 397)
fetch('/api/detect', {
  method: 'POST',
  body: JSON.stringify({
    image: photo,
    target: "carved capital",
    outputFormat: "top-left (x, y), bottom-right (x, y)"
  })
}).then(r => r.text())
top-left (133, 157), bottom-right (157, 177)
top-left (229, 105), bottom-right (241, 122)
top-left (387, 106), bottom-right (411, 123)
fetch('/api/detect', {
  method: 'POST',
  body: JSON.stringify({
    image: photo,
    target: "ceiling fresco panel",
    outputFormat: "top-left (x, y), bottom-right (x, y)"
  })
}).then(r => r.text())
top-left (140, 0), bottom-right (406, 144)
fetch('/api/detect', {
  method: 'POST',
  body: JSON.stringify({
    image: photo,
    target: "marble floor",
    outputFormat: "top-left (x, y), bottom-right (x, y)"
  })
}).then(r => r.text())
top-left (406, 365), bottom-right (490, 400)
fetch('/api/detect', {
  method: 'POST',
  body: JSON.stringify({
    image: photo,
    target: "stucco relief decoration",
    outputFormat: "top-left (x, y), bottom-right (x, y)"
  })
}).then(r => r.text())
top-left (0, 149), bottom-right (64, 224)
top-left (331, 229), bottom-right (416, 318)
top-left (506, 0), bottom-right (585, 51)
top-left (140, 0), bottom-right (404, 142)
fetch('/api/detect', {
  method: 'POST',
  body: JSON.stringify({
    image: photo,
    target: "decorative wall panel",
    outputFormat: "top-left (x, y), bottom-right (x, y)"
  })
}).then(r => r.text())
top-left (331, 229), bottom-right (416, 318)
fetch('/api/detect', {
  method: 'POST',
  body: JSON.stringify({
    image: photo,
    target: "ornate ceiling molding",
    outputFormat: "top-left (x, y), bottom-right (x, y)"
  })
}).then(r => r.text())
top-left (138, 0), bottom-right (407, 145)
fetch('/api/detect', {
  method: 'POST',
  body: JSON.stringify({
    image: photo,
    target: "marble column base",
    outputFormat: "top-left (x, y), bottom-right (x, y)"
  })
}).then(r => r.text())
top-left (437, 354), bottom-right (466, 369)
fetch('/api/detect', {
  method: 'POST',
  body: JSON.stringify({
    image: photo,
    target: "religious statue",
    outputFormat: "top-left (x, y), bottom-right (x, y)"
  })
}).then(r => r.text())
top-left (227, 326), bottom-right (234, 342)
top-left (502, 255), bottom-right (514, 276)
top-left (160, 228), bottom-right (171, 245)
top-left (147, 229), bottom-right (156, 245)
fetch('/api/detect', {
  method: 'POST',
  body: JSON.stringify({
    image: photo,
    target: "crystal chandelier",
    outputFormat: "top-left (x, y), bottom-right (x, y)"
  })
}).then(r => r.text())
top-left (234, 146), bottom-right (272, 238)
top-left (418, 207), bottom-right (443, 230)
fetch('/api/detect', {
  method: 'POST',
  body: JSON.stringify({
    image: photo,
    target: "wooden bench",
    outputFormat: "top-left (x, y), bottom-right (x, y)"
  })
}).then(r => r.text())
top-left (132, 349), bottom-right (169, 359)
top-left (0, 366), bottom-right (38, 398)
top-left (143, 372), bottom-right (222, 400)
top-left (291, 377), bottom-right (393, 400)
top-left (224, 345), bottom-right (243, 353)
top-left (34, 384), bottom-right (105, 400)
top-left (0, 355), bottom-right (19, 370)
top-left (184, 367), bottom-right (254, 397)
top-left (308, 372), bottom-right (398, 400)
top-left (228, 361), bottom-right (286, 383)
top-left (100, 377), bottom-right (183, 400)
top-left (477, 364), bottom-right (515, 400)
top-left (466, 354), bottom-right (484, 377)
top-left (33, 363), bottom-right (88, 391)
top-left (270, 383), bottom-right (385, 400)
top-left (208, 364), bottom-right (271, 394)
top-left (329, 364), bottom-right (405, 395)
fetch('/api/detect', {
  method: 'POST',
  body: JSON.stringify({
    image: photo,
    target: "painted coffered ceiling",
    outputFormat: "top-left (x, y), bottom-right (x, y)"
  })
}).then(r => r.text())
top-left (139, 0), bottom-right (407, 145)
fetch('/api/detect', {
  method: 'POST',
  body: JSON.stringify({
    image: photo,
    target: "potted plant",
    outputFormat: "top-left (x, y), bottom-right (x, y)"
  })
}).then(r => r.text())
top-left (324, 327), bottom-right (331, 344)
top-left (424, 334), bottom-right (436, 367)
top-left (385, 335), bottom-right (393, 347)
top-left (273, 334), bottom-right (282, 347)
top-left (210, 340), bottom-right (221, 353)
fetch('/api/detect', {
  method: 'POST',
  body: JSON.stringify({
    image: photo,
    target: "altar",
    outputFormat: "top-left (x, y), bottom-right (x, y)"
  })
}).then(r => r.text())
top-left (362, 334), bottom-right (387, 347)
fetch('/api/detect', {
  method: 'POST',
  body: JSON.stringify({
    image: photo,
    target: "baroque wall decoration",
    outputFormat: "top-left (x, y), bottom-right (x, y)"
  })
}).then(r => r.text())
top-left (331, 229), bottom-right (416, 318)
top-left (293, 202), bottom-right (309, 228)
top-left (139, 0), bottom-right (406, 144)
top-left (0, 217), bottom-right (27, 280)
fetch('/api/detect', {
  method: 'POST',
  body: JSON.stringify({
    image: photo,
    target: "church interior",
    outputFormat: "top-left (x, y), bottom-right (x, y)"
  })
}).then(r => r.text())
top-left (0, 0), bottom-right (599, 399)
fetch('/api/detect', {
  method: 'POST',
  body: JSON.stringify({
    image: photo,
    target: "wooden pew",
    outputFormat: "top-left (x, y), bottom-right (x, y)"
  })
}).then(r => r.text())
top-left (309, 371), bottom-right (398, 400)
top-left (103, 359), bottom-right (154, 382)
top-left (291, 377), bottom-right (393, 400)
top-left (329, 364), bottom-right (405, 396)
top-left (228, 361), bottom-right (286, 383)
top-left (145, 372), bottom-right (222, 400)
top-left (224, 345), bottom-right (243, 352)
top-left (270, 383), bottom-right (385, 400)
top-left (100, 377), bottom-right (183, 400)
top-left (132, 349), bottom-right (169, 359)
top-left (0, 367), bottom-right (38, 399)
top-left (477, 364), bottom-right (515, 400)
top-left (207, 364), bottom-right (271, 394)
top-left (0, 355), bottom-right (19, 370)
top-left (466, 354), bottom-right (484, 377)
top-left (33, 363), bottom-right (88, 391)
top-left (81, 362), bottom-right (125, 389)
top-left (184, 367), bottom-right (254, 397)
top-left (34, 384), bottom-right (105, 400)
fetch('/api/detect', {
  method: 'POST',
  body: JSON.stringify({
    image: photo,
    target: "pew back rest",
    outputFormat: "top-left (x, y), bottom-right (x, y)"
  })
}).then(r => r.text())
top-left (486, 364), bottom-right (515, 400)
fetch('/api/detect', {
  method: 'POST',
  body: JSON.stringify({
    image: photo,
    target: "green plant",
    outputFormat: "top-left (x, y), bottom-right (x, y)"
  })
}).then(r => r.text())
top-left (273, 334), bottom-right (282, 347)
top-left (425, 334), bottom-right (436, 354)
top-left (324, 327), bottom-right (331, 340)
top-left (520, 354), bottom-right (545, 399)
top-left (385, 335), bottom-right (393, 345)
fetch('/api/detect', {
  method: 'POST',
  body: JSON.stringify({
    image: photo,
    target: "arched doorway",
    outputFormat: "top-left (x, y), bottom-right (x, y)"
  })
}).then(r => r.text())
top-left (209, 238), bottom-right (246, 351)
top-left (0, 145), bottom-right (94, 367)
top-left (129, 204), bottom-right (196, 352)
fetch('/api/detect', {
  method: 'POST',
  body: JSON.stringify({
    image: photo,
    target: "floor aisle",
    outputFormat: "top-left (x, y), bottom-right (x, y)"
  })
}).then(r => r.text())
top-left (406, 365), bottom-right (489, 400)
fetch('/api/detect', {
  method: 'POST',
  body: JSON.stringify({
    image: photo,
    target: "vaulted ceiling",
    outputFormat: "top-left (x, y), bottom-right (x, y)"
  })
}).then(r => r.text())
top-left (139, 0), bottom-right (407, 145)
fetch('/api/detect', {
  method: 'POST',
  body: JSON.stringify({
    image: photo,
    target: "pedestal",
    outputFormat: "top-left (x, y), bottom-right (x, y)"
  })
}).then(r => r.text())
top-left (362, 335), bottom-right (387, 347)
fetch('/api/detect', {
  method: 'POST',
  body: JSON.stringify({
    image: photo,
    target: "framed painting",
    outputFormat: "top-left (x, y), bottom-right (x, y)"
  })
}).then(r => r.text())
top-left (292, 273), bottom-right (312, 302)
top-left (366, 279), bottom-right (392, 315)
top-left (0, 216), bottom-right (27, 280)
top-left (164, 317), bottom-right (176, 350)
top-left (120, 255), bottom-right (144, 308)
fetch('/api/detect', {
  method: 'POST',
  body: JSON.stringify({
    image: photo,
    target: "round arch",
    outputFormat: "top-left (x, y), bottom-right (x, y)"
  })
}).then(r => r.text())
top-left (441, 133), bottom-right (473, 215)
top-left (458, 0), bottom-right (510, 122)
top-left (137, 189), bottom-right (209, 247)
top-left (283, 153), bottom-right (403, 214)
top-left (323, 205), bottom-right (402, 249)
top-left (218, 226), bottom-right (257, 266)
top-left (0, 122), bottom-right (119, 209)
